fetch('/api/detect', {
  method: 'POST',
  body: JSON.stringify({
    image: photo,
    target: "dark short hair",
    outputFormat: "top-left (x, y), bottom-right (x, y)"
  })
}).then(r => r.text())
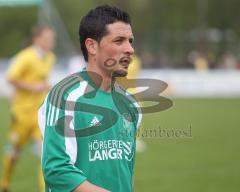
top-left (79, 5), bottom-right (131, 61)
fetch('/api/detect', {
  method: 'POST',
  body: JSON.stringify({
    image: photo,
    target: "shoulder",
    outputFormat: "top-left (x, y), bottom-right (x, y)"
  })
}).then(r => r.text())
top-left (114, 83), bottom-right (141, 115)
top-left (47, 72), bottom-right (87, 107)
top-left (7, 47), bottom-right (34, 71)
top-left (114, 83), bottom-right (137, 104)
top-left (13, 47), bottom-right (33, 60)
top-left (114, 83), bottom-right (142, 127)
top-left (18, 46), bottom-right (36, 58)
top-left (13, 47), bottom-right (38, 68)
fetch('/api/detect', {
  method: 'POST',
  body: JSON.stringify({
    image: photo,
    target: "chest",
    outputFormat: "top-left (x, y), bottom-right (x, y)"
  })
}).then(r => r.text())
top-left (73, 96), bottom-right (136, 140)
top-left (26, 57), bottom-right (52, 81)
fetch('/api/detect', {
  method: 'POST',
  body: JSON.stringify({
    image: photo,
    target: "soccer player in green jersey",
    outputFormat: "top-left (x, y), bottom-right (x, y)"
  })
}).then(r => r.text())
top-left (38, 5), bottom-right (141, 192)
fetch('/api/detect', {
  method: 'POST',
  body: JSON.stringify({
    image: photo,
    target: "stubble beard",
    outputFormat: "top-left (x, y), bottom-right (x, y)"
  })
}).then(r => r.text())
top-left (112, 69), bottom-right (128, 77)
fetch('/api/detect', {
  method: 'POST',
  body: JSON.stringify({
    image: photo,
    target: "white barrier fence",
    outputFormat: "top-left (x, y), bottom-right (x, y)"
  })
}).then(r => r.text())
top-left (139, 69), bottom-right (240, 98)
top-left (1, 67), bottom-right (240, 98)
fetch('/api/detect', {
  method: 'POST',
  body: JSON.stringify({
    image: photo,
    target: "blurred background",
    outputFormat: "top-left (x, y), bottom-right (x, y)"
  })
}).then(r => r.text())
top-left (0, 0), bottom-right (240, 191)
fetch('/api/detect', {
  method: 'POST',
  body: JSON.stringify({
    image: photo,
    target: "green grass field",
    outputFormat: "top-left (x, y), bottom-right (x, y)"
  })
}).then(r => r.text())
top-left (0, 97), bottom-right (240, 192)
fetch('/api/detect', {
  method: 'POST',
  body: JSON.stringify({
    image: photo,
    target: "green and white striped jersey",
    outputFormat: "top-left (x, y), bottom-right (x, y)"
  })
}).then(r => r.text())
top-left (38, 71), bottom-right (142, 192)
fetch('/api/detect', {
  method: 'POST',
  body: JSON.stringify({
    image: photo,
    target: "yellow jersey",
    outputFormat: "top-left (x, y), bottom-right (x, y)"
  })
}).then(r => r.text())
top-left (117, 54), bottom-right (142, 92)
top-left (7, 46), bottom-right (55, 114)
top-left (127, 54), bottom-right (141, 79)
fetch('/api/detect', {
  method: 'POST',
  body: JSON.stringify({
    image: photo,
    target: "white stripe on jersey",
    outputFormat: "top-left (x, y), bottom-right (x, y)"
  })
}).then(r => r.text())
top-left (65, 81), bottom-right (88, 164)
top-left (50, 104), bottom-right (56, 126)
top-left (133, 101), bottom-right (142, 130)
top-left (38, 95), bottom-right (48, 137)
top-left (38, 80), bottom-right (88, 165)
top-left (46, 99), bottom-right (52, 126)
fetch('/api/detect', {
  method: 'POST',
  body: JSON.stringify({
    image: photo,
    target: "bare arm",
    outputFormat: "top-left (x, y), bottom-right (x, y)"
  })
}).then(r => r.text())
top-left (73, 180), bottom-right (110, 192)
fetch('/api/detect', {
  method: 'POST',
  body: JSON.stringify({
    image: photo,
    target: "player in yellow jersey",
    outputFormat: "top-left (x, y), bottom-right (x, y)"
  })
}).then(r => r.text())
top-left (126, 54), bottom-right (141, 79)
top-left (1, 25), bottom-right (56, 192)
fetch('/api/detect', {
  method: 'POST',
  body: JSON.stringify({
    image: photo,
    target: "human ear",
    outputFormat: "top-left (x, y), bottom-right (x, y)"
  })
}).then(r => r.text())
top-left (85, 38), bottom-right (98, 56)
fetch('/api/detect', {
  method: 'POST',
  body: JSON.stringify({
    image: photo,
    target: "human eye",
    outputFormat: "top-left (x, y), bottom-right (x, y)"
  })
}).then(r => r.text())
top-left (129, 38), bottom-right (134, 45)
top-left (114, 38), bottom-right (123, 45)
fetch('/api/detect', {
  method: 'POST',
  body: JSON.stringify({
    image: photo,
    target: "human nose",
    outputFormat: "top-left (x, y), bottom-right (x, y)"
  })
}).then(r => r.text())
top-left (124, 42), bottom-right (134, 55)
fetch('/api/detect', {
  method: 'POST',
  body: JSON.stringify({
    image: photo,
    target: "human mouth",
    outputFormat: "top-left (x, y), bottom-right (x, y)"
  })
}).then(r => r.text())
top-left (119, 56), bottom-right (132, 68)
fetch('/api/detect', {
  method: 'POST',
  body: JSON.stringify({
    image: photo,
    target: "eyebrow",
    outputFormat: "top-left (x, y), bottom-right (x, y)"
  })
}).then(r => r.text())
top-left (113, 36), bottom-right (134, 41)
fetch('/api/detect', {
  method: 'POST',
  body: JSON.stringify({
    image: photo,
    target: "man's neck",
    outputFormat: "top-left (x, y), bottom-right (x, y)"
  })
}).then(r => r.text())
top-left (86, 63), bottom-right (113, 92)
